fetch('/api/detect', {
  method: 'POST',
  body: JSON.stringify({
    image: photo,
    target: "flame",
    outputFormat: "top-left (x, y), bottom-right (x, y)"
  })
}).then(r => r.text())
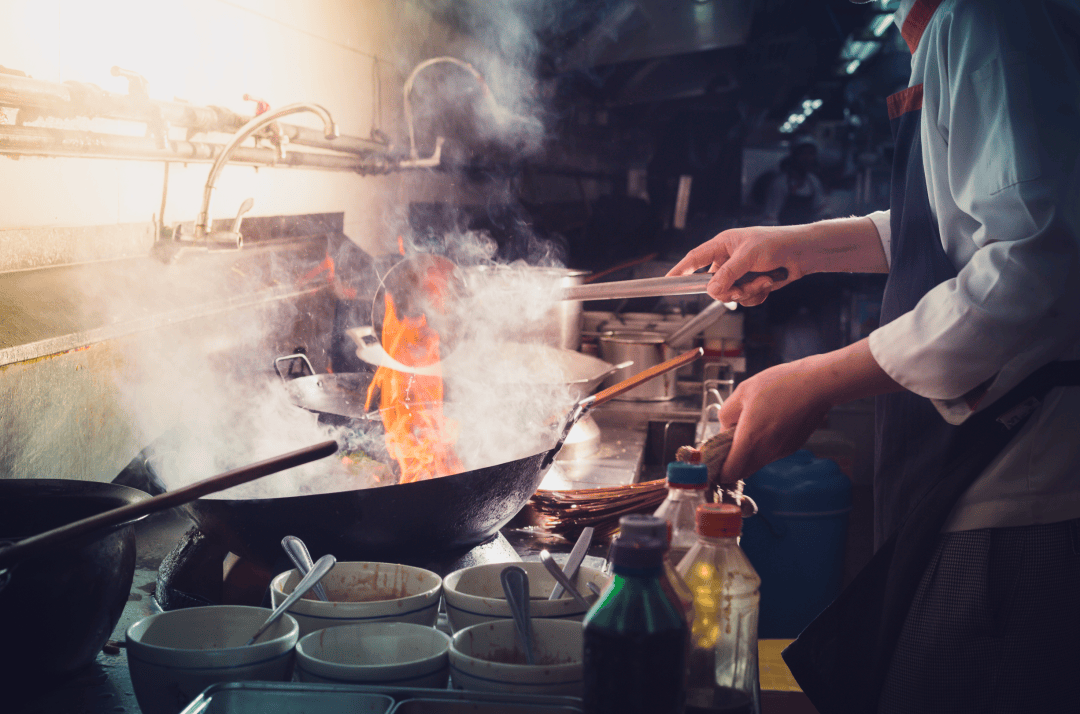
top-left (365, 291), bottom-right (462, 483)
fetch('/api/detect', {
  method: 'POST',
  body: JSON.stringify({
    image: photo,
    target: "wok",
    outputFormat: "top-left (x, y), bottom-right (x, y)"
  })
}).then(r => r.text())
top-left (173, 348), bottom-right (703, 569)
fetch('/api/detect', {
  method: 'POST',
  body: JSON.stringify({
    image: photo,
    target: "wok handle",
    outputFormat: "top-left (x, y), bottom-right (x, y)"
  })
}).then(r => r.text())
top-left (589, 347), bottom-right (703, 407)
top-left (0, 440), bottom-right (338, 571)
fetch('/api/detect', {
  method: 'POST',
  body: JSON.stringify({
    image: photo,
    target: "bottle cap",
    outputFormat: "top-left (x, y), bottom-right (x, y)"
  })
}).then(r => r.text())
top-left (609, 534), bottom-right (666, 569)
top-left (618, 514), bottom-right (669, 543)
top-left (666, 461), bottom-right (708, 487)
top-left (696, 503), bottom-right (742, 538)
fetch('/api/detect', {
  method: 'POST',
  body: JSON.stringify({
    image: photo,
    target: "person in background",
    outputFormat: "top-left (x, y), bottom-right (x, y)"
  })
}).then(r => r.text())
top-left (760, 137), bottom-right (828, 226)
top-left (669, 0), bottom-right (1080, 712)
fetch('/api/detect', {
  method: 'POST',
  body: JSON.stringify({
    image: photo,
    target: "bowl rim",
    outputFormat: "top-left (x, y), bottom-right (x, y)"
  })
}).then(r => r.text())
top-left (295, 621), bottom-right (451, 676)
top-left (126, 606), bottom-right (298, 667)
top-left (270, 561), bottom-right (442, 609)
top-left (448, 618), bottom-right (584, 675)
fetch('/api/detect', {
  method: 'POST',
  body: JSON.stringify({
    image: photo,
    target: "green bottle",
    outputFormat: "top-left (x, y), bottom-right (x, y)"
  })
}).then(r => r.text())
top-left (582, 534), bottom-right (687, 714)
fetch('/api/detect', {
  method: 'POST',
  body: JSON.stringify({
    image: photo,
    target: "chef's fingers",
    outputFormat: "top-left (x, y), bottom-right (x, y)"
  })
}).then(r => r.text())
top-left (713, 274), bottom-right (779, 306)
top-left (719, 422), bottom-right (753, 484)
top-left (668, 237), bottom-right (732, 277)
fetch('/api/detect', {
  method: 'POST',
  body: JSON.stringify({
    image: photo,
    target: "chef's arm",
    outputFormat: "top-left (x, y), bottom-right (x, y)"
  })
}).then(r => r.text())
top-left (717, 338), bottom-right (903, 483)
top-left (668, 214), bottom-right (889, 306)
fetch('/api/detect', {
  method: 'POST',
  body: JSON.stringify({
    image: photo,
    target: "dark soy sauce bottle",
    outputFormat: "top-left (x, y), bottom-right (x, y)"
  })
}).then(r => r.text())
top-left (582, 534), bottom-right (687, 714)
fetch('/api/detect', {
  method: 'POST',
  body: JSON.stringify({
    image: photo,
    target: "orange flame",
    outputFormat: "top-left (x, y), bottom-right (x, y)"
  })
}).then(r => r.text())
top-left (365, 292), bottom-right (462, 483)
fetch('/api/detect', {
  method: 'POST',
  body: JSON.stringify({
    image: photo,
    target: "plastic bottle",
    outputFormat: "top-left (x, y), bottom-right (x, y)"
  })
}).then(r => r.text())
top-left (583, 535), bottom-right (687, 714)
top-left (654, 460), bottom-right (709, 564)
top-left (676, 503), bottom-right (761, 714)
top-left (618, 513), bottom-right (694, 624)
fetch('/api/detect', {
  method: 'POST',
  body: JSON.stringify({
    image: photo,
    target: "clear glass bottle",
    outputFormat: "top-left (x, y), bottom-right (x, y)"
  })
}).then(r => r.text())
top-left (676, 503), bottom-right (761, 714)
top-left (618, 514), bottom-right (694, 624)
top-left (583, 535), bottom-right (687, 714)
top-left (654, 460), bottom-right (709, 564)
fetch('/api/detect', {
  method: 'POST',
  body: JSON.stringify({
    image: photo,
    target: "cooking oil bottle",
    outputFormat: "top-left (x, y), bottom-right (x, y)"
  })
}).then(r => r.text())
top-left (676, 503), bottom-right (761, 714)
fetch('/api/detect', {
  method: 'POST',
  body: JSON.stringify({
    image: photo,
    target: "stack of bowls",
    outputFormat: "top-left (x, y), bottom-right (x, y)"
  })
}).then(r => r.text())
top-left (295, 622), bottom-right (452, 688)
top-left (449, 619), bottom-right (585, 695)
top-left (126, 605), bottom-right (298, 714)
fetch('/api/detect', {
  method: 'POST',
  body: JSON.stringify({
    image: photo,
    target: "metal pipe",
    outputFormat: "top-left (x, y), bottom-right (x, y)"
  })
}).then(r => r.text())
top-left (0, 72), bottom-right (387, 156)
top-left (196, 103), bottom-right (338, 238)
top-left (0, 124), bottom-right (375, 171)
top-left (560, 274), bottom-right (713, 301)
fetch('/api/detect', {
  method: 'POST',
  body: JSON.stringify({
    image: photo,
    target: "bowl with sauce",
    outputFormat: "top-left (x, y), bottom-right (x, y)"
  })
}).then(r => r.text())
top-left (449, 618), bottom-right (584, 695)
top-left (442, 561), bottom-right (609, 633)
top-left (270, 561), bottom-right (442, 637)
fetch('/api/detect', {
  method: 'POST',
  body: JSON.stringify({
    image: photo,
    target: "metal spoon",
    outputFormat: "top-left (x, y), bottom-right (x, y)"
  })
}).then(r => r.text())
top-left (549, 526), bottom-right (594, 600)
top-left (500, 565), bottom-right (536, 665)
top-left (539, 550), bottom-right (590, 609)
top-left (281, 535), bottom-right (329, 602)
top-left (246, 554), bottom-right (336, 646)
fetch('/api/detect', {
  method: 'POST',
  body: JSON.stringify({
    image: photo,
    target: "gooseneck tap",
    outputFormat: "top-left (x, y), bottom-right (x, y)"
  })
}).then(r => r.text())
top-left (195, 102), bottom-right (338, 239)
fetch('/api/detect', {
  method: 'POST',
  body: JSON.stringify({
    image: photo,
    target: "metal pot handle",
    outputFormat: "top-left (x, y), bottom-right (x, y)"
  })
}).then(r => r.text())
top-left (274, 353), bottom-right (315, 382)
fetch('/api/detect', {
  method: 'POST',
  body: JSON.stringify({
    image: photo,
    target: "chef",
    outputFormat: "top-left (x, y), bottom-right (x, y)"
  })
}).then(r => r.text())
top-left (669, 0), bottom-right (1080, 711)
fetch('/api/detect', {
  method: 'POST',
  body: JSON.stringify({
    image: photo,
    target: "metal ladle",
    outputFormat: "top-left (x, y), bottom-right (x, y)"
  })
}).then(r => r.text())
top-left (246, 554), bottom-right (336, 646)
top-left (281, 535), bottom-right (329, 602)
top-left (500, 565), bottom-right (536, 665)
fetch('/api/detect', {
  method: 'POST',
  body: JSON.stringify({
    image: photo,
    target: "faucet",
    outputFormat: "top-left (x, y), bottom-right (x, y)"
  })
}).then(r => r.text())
top-left (193, 102), bottom-right (338, 241)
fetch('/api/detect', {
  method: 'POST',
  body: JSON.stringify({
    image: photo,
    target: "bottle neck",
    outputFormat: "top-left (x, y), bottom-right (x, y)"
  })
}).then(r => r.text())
top-left (666, 485), bottom-right (706, 496)
top-left (611, 563), bottom-right (664, 578)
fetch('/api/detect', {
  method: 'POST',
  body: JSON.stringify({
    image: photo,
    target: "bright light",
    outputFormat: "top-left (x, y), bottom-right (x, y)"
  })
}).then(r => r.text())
top-left (870, 13), bottom-right (895, 37)
top-left (842, 40), bottom-right (881, 61)
top-left (845, 59), bottom-right (861, 75)
top-left (780, 123), bottom-right (793, 134)
top-left (812, 99), bottom-right (823, 110)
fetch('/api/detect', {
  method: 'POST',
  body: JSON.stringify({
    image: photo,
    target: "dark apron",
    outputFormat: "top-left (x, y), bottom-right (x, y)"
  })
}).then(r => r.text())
top-left (782, 80), bottom-right (1080, 714)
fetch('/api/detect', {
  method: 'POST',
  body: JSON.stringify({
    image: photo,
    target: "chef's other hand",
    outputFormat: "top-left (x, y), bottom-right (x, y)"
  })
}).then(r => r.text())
top-left (667, 225), bottom-right (805, 306)
top-left (716, 358), bottom-right (832, 483)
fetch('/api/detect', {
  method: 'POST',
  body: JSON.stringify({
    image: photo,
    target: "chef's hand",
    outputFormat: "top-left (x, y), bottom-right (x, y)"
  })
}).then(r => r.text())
top-left (716, 358), bottom-right (832, 483)
top-left (667, 216), bottom-right (890, 306)
top-left (716, 339), bottom-right (905, 483)
top-left (667, 225), bottom-right (806, 306)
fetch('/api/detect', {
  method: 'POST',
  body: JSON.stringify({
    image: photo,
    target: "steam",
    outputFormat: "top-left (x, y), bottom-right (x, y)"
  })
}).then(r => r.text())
top-left (103, 0), bottom-right (583, 498)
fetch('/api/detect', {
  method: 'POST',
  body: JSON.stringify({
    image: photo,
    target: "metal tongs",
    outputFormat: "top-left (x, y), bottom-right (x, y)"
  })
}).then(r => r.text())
top-left (560, 268), bottom-right (788, 303)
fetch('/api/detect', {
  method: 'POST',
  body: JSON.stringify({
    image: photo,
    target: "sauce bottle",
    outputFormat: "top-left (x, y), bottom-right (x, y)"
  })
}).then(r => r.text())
top-left (653, 460), bottom-right (709, 564)
top-left (583, 534), bottom-right (687, 714)
top-left (676, 503), bottom-right (761, 714)
top-left (618, 513), bottom-right (694, 624)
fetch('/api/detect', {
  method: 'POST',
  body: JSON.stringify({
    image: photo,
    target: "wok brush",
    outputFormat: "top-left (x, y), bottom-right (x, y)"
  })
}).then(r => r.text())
top-left (676, 429), bottom-right (756, 517)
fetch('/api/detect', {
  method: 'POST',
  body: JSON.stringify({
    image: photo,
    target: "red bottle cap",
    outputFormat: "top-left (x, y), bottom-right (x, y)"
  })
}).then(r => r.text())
top-left (696, 503), bottom-right (741, 538)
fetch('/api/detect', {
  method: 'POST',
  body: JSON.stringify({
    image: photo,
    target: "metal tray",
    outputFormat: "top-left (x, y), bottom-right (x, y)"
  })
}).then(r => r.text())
top-left (179, 682), bottom-right (584, 714)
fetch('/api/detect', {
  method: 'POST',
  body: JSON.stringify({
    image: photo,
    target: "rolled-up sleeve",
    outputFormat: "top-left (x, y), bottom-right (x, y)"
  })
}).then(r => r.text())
top-left (867, 1), bottom-right (1080, 423)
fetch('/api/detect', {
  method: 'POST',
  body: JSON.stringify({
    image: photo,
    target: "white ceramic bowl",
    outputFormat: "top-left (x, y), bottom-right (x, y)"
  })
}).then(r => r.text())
top-left (270, 561), bottom-right (442, 636)
top-left (442, 561), bottom-right (609, 633)
top-left (295, 621), bottom-right (451, 688)
top-left (449, 618), bottom-right (584, 695)
top-left (126, 605), bottom-right (298, 714)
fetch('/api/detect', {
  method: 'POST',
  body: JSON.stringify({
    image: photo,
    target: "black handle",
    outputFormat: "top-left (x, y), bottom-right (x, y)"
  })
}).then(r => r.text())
top-left (732, 267), bottom-right (789, 287)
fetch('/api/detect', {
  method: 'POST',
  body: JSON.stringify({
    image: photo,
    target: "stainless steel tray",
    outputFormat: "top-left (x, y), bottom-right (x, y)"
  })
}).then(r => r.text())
top-left (179, 682), bottom-right (584, 714)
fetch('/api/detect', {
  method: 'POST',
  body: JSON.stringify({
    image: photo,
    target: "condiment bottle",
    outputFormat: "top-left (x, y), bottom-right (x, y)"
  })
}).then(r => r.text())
top-left (618, 513), bottom-right (694, 624)
top-left (654, 460), bottom-right (709, 563)
top-left (583, 534), bottom-right (687, 714)
top-left (676, 503), bottom-right (761, 714)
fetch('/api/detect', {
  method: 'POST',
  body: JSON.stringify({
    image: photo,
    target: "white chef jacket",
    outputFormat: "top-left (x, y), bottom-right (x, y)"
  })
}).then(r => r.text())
top-left (864, 0), bottom-right (1080, 531)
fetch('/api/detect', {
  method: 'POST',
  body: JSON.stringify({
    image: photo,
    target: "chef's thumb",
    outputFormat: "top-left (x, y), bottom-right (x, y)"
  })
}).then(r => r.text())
top-left (719, 424), bottom-right (749, 484)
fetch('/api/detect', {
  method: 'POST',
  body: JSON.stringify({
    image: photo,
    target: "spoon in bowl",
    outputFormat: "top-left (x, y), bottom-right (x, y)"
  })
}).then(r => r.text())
top-left (539, 550), bottom-right (591, 609)
top-left (500, 565), bottom-right (536, 665)
top-left (281, 535), bottom-right (329, 602)
top-left (246, 554), bottom-right (336, 646)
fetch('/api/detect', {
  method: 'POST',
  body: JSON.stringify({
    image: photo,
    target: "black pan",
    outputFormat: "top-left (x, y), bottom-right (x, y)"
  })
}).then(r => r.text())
top-left (165, 349), bottom-right (703, 568)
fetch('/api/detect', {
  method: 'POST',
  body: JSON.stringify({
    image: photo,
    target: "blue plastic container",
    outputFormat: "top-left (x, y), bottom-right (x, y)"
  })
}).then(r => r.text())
top-left (740, 449), bottom-right (851, 639)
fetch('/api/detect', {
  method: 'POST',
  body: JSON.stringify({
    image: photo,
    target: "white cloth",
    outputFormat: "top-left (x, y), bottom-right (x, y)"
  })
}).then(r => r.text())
top-left (865, 0), bottom-right (1080, 531)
